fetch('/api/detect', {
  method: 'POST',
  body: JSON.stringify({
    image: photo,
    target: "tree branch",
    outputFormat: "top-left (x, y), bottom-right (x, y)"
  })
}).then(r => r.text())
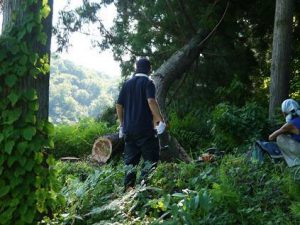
top-left (197, 1), bottom-right (230, 47)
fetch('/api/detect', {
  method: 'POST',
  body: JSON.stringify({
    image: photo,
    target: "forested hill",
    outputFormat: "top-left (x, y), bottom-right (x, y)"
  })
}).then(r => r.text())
top-left (49, 56), bottom-right (120, 124)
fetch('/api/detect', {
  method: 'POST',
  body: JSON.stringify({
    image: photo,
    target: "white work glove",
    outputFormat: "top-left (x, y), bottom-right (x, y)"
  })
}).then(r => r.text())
top-left (155, 121), bottom-right (166, 135)
top-left (119, 126), bottom-right (124, 138)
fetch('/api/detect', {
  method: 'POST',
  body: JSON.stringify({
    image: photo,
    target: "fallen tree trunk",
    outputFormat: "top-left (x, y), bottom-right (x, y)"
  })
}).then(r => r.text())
top-left (151, 2), bottom-right (229, 163)
top-left (92, 132), bottom-right (191, 164)
top-left (92, 133), bottom-right (124, 164)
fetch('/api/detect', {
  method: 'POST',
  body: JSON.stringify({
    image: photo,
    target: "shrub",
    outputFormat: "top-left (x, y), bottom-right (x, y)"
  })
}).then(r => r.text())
top-left (97, 106), bottom-right (117, 126)
top-left (53, 119), bottom-right (116, 158)
top-left (211, 102), bottom-right (269, 152)
top-left (169, 110), bottom-right (212, 156)
top-left (50, 162), bottom-right (124, 225)
top-left (55, 161), bottom-right (94, 183)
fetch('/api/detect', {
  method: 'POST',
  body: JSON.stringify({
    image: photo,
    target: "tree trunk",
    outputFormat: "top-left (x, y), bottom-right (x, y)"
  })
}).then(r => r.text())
top-left (150, 3), bottom-right (229, 162)
top-left (2, 0), bottom-right (53, 121)
top-left (150, 30), bottom-right (211, 163)
top-left (269, 0), bottom-right (294, 119)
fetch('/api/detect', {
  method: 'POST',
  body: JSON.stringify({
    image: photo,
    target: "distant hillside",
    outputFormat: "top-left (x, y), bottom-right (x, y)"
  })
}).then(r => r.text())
top-left (49, 56), bottom-right (120, 124)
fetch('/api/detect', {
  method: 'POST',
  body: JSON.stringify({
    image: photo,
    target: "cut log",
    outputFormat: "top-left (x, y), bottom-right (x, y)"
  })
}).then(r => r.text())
top-left (92, 133), bottom-right (124, 164)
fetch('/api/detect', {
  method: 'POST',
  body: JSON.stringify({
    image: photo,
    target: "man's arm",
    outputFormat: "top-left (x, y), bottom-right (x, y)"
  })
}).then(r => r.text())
top-left (116, 103), bottom-right (124, 126)
top-left (147, 98), bottom-right (164, 124)
top-left (269, 123), bottom-right (297, 141)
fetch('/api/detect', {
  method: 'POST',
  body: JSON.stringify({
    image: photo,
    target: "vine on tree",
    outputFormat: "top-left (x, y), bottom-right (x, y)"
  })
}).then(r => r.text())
top-left (0, 1), bottom-right (63, 224)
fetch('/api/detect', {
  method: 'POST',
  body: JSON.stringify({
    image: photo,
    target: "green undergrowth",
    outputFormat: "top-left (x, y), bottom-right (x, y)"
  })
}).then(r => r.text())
top-left (53, 119), bottom-right (116, 158)
top-left (48, 156), bottom-right (300, 225)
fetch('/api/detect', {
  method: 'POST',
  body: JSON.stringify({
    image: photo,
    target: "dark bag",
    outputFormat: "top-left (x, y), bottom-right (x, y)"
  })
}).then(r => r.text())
top-left (250, 140), bottom-right (283, 163)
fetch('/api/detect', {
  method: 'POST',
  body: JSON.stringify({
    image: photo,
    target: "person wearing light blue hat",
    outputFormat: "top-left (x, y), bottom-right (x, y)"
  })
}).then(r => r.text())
top-left (269, 99), bottom-right (300, 167)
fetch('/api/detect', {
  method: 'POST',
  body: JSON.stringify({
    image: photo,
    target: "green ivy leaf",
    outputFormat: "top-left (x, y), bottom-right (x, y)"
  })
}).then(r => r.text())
top-left (25, 160), bottom-right (34, 171)
top-left (5, 75), bottom-right (17, 87)
top-left (37, 32), bottom-right (47, 45)
top-left (17, 142), bottom-right (28, 155)
top-left (19, 42), bottom-right (29, 55)
top-left (22, 127), bottom-right (36, 141)
top-left (10, 44), bottom-right (20, 55)
top-left (10, 175), bottom-right (22, 188)
top-left (4, 141), bottom-right (15, 154)
top-left (3, 108), bottom-right (22, 124)
top-left (25, 112), bottom-right (36, 124)
top-left (23, 204), bottom-right (35, 224)
top-left (41, 5), bottom-right (51, 19)
top-left (24, 89), bottom-right (38, 101)
top-left (14, 167), bottom-right (26, 177)
top-left (0, 50), bottom-right (6, 61)
top-left (9, 198), bottom-right (20, 207)
top-left (44, 122), bottom-right (54, 135)
top-left (28, 102), bottom-right (39, 111)
top-left (7, 155), bottom-right (17, 167)
top-left (26, 22), bottom-right (34, 33)
top-left (17, 28), bottom-right (27, 41)
top-left (41, 63), bottom-right (50, 74)
top-left (0, 207), bottom-right (13, 225)
top-left (18, 156), bottom-right (27, 167)
top-left (42, 0), bottom-right (48, 6)
top-left (16, 65), bottom-right (27, 76)
top-left (29, 53), bottom-right (38, 64)
top-left (35, 152), bottom-right (43, 164)
top-left (8, 91), bottom-right (21, 106)
top-left (20, 55), bottom-right (28, 65)
top-left (0, 185), bottom-right (10, 198)
top-left (3, 126), bottom-right (14, 139)
top-left (0, 155), bottom-right (4, 167)
top-left (47, 139), bottom-right (54, 149)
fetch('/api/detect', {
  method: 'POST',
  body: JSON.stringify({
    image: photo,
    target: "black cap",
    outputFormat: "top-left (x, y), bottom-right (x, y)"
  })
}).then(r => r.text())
top-left (136, 58), bottom-right (151, 74)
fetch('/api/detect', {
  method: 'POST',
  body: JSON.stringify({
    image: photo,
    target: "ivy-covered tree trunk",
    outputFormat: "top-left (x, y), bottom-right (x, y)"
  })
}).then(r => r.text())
top-left (0, 1), bottom-right (56, 224)
top-left (269, 0), bottom-right (294, 119)
top-left (2, 0), bottom-right (53, 120)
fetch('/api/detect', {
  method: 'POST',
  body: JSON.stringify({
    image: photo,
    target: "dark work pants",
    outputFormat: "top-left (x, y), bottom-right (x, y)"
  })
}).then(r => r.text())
top-left (123, 133), bottom-right (159, 188)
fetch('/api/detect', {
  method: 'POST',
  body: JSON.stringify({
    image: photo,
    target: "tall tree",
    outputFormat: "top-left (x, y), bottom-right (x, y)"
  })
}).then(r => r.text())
top-left (269, 0), bottom-right (294, 119)
top-left (0, 1), bottom-right (55, 224)
top-left (2, 0), bottom-right (54, 120)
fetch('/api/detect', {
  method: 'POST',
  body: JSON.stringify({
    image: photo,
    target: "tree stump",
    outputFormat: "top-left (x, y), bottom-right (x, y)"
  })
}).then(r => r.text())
top-left (91, 133), bottom-right (124, 164)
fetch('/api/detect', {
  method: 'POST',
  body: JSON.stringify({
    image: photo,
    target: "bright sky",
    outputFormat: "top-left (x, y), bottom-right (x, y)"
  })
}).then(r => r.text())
top-left (0, 1), bottom-right (121, 77)
top-left (52, 1), bottom-right (121, 77)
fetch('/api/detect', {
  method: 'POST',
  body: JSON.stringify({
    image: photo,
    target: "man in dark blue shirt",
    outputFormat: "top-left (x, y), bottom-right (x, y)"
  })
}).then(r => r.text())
top-left (116, 58), bottom-right (166, 191)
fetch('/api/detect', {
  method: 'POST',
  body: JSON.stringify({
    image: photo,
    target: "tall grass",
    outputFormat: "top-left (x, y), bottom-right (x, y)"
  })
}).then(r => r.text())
top-left (53, 118), bottom-right (116, 158)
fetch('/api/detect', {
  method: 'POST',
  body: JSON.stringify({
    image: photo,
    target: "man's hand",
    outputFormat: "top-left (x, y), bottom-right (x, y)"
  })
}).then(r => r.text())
top-left (268, 134), bottom-right (276, 141)
top-left (155, 121), bottom-right (166, 134)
